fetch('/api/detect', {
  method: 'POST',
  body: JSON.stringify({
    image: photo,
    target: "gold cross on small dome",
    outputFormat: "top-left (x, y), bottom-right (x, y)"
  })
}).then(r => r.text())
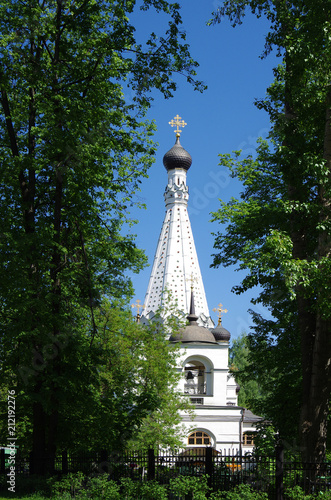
top-left (169, 114), bottom-right (187, 137)
top-left (131, 299), bottom-right (144, 314)
top-left (213, 303), bottom-right (228, 326)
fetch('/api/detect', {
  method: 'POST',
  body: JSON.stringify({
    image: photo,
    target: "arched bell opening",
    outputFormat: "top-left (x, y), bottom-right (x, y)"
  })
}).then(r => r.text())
top-left (184, 361), bottom-right (206, 395)
top-left (183, 356), bottom-right (214, 397)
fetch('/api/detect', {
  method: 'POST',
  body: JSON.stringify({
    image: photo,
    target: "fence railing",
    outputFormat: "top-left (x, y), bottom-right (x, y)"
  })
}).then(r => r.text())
top-left (1, 447), bottom-right (331, 499)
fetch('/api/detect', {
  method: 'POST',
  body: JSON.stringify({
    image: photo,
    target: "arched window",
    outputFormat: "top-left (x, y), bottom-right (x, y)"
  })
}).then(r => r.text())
top-left (188, 431), bottom-right (211, 446)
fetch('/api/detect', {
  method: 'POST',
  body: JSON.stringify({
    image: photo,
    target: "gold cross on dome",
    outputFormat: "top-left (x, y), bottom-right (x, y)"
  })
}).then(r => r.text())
top-left (131, 299), bottom-right (144, 313)
top-left (131, 299), bottom-right (145, 322)
top-left (169, 114), bottom-right (187, 137)
top-left (213, 303), bottom-right (228, 326)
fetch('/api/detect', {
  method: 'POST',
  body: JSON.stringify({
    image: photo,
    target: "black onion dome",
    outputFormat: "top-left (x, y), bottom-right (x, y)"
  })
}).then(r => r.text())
top-left (169, 292), bottom-right (217, 344)
top-left (163, 136), bottom-right (192, 171)
top-left (211, 323), bottom-right (231, 342)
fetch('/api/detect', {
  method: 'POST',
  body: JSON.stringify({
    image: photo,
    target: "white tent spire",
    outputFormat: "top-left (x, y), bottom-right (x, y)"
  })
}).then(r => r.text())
top-left (141, 117), bottom-right (214, 328)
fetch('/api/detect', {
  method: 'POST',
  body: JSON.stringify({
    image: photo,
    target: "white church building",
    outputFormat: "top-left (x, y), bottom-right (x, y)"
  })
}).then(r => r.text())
top-left (140, 115), bottom-right (261, 455)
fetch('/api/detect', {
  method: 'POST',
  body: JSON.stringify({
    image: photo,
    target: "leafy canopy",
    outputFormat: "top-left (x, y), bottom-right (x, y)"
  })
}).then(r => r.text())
top-left (0, 0), bottom-right (204, 462)
top-left (210, 0), bottom-right (331, 459)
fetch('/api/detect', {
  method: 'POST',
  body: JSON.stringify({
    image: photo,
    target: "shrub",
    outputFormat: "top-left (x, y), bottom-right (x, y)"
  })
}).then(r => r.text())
top-left (51, 471), bottom-right (85, 497)
top-left (316, 493), bottom-right (331, 500)
top-left (283, 485), bottom-right (331, 499)
top-left (169, 475), bottom-right (210, 499)
top-left (284, 486), bottom-right (312, 499)
top-left (85, 474), bottom-right (121, 499)
top-left (139, 480), bottom-right (168, 500)
top-left (120, 477), bottom-right (139, 499)
top-left (210, 483), bottom-right (268, 499)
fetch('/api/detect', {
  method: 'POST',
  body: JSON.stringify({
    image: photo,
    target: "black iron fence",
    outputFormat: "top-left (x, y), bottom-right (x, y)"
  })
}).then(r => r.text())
top-left (1, 446), bottom-right (331, 499)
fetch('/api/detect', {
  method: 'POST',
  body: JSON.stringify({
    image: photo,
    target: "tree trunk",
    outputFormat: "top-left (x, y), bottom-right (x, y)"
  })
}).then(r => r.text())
top-left (299, 86), bottom-right (331, 463)
top-left (281, 50), bottom-right (328, 462)
top-left (32, 399), bottom-right (46, 475)
top-left (38, 0), bottom-right (65, 473)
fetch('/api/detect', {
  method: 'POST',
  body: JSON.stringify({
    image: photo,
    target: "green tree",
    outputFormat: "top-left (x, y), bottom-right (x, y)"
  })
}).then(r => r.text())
top-left (247, 307), bottom-right (301, 448)
top-left (126, 389), bottom-right (193, 452)
top-left (1, 300), bottom-right (188, 457)
top-left (229, 333), bottom-right (262, 409)
top-left (211, 0), bottom-right (331, 462)
top-left (65, 303), bottom-right (186, 454)
top-left (127, 299), bottom-right (193, 452)
top-left (229, 332), bottom-right (300, 447)
top-left (0, 0), bottom-right (204, 473)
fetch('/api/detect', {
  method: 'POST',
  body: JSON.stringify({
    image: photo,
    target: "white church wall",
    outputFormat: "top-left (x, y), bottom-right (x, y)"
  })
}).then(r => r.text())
top-left (180, 406), bottom-right (246, 453)
top-left (226, 374), bottom-right (239, 405)
top-left (213, 370), bottom-right (229, 405)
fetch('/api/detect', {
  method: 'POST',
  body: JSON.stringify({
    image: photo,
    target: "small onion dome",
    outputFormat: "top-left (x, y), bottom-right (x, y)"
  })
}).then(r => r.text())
top-left (169, 291), bottom-right (217, 344)
top-left (211, 322), bottom-right (231, 342)
top-left (163, 136), bottom-right (192, 171)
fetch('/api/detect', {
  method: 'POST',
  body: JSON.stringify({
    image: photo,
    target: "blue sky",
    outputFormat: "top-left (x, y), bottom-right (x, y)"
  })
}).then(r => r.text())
top-left (128, 1), bottom-right (278, 341)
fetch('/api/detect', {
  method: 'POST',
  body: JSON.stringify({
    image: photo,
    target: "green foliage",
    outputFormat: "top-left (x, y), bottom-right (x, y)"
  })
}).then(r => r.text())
top-left (125, 300), bottom-right (193, 451)
top-left (51, 472), bottom-right (85, 498)
top-left (126, 366), bottom-right (194, 451)
top-left (169, 474), bottom-right (211, 499)
top-left (0, 0), bottom-right (204, 467)
top-left (211, 0), bottom-right (331, 460)
top-left (0, 290), bottom-right (187, 456)
top-left (57, 302), bottom-right (186, 453)
top-left (51, 473), bottom-right (122, 499)
top-left (252, 421), bottom-right (277, 457)
top-left (119, 477), bottom-right (139, 498)
top-left (210, 484), bottom-right (268, 500)
top-left (126, 402), bottom-right (191, 452)
top-left (229, 333), bottom-right (262, 409)
top-left (4, 475), bottom-right (331, 500)
top-left (138, 480), bottom-right (168, 500)
top-left (50, 473), bottom-right (205, 499)
top-left (85, 475), bottom-right (122, 500)
top-left (283, 485), bottom-right (328, 500)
